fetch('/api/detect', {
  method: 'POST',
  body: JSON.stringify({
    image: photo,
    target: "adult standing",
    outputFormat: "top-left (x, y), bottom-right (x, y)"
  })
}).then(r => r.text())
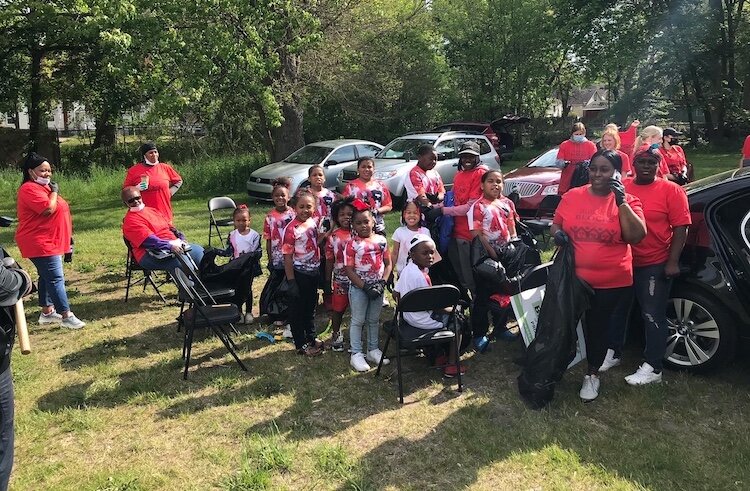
top-left (405, 144), bottom-right (445, 207)
top-left (658, 128), bottom-right (688, 183)
top-left (740, 134), bottom-right (750, 167)
top-left (600, 129), bottom-right (633, 177)
top-left (15, 153), bottom-right (86, 329)
top-left (123, 142), bottom-right (183, 223)
top-left (605, 120), bottom-right (640, 158)
top-left (556, 122), bottom-right (598, 195)
top-left (0, 244), bottom-right (34, 491)
top-left (620, 148), bottom-right (691, 385)
top-left (633, 125), bottom-right (670, 178)
top-left (443, 141), bottom-right (487, 295)
top-left (551, 149), bottom-right (646, 402)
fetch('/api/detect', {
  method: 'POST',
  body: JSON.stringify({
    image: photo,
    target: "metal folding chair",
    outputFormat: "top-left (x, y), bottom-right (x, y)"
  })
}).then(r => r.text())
top-left (123, 237), bottom-right (169, 303)
top-left (208, 196), bottom-right (236, 246)
top-left (375, 284), bottom-right (463, 403)
top-left (522, 194), bottom-right (562, 247)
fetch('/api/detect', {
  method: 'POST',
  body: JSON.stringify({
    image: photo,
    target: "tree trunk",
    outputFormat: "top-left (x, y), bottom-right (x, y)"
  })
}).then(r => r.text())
top-left (271, 51), bottom-right (305, 161)
top-left (28, 47), bottom-right (44, 152)
top-left (93, 112), bottom-right (116, 149)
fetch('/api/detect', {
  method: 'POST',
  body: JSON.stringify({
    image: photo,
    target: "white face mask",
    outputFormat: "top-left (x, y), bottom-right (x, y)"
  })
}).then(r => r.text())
top-left (34, 176), bottom-right (51, 186)
top-left (128, 203), bottom-right (146, 212)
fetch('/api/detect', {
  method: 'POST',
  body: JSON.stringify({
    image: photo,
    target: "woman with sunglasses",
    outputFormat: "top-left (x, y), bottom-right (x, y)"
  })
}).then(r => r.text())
top-left (15, 152), bottom-right (86, 329)
top-left (620, 148), bottom-right (691, 385)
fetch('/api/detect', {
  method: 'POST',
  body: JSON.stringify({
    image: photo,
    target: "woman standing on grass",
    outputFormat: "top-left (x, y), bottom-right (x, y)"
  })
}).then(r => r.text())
top-left (550, 149), bottom-right (646, 402)
top-left (123, 142), bottom-right (183, 224)
top-left (556, 122), bottom-right (598, 195)
top-left (15, 152), bottom-right (86, 329)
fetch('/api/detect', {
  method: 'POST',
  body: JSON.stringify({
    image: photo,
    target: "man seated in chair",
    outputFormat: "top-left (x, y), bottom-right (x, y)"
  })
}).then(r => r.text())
top-left (121, 186), bottom-right (204, 272)
top-left (393, 234), bottom-right (464, 377)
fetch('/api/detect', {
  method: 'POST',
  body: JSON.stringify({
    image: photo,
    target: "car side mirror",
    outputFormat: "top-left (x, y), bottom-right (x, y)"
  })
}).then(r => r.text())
top-left (324, 160), bottom-right (339, 167)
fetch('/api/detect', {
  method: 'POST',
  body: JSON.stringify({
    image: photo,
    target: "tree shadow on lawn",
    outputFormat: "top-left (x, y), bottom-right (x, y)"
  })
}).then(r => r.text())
top-left (64, 294), bottom-right (172, 323)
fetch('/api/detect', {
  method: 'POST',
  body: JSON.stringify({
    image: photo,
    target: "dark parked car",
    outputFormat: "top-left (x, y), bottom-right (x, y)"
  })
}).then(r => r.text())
top-left (432, 115), bottom-right (529, 161)
top-left (664, 167), bottom-right (750, 372)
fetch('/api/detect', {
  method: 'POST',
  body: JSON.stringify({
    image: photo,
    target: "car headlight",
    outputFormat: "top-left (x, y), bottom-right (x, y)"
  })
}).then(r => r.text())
top-left (373, 170), bottom-right (398, 180)
top-left (541, 185), bottom-right (558, 195)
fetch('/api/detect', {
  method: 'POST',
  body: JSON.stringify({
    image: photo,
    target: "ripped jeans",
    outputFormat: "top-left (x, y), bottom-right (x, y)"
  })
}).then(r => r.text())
top-left (632, 263), bottom-right (673, 370)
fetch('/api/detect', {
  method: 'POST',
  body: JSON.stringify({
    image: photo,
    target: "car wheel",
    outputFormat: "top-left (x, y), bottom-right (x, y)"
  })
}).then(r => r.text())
top-left (663, 287), bottom-right (737, 373)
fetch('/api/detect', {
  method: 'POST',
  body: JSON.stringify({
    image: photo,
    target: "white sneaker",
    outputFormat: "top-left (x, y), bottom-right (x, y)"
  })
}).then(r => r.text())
top-left (598, 348), bottom-right (621, 372)
top-left (282, 325), bottom-right (293, 339)
top-left (625, 363), bottom-right (663, 385)
top-left (38, 311), bottom-right (63, 325)
top-left (366, 348), bottom-right (390, 366)
top-left (350, 352), bottom-right (371, 372)
top-left (243, 312), bottom-right (254, 325)
top-left (579, 374), bottom-right (600, 402)
top-left (61, 314), bottom-right (86, 330)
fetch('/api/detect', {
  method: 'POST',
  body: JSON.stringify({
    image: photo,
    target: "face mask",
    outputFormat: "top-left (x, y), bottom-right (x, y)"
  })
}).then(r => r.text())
top-left (128, 203), bottom-right (145, 212)
top-left (34, 176), bottom-right (51, 186)
top-left (143, 157), bottom-right (157, 166)
top-left (572, 135), bottom-right (586, 143)
top-left (670, 138), bottom-right (679, 146)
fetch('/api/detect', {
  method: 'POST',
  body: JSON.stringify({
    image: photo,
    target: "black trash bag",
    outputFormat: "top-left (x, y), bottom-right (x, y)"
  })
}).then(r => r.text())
top-left (260, 269), bottom-right (288, 318)
top-left (517, 243), bottom-right (593, 410)
top-left (569, 161), bottom-right (590, 189)
top-left (199, 249), bottom-right (262, 308)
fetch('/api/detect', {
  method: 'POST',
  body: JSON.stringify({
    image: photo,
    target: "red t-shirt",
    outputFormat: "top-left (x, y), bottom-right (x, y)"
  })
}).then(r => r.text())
top-left (342, 178), bottom-right (392, 232)
top-left (553, 185), bottom-right (644, 289)
top-left (263, 207), bottom-right (295, 268)
top-left (468, 197), bottom-right (511, 250)
top-left (619, 125), bottom-right (637, 158)
top-left (658, 145), bottom-right (687, 175)
top-left (123, 162), bottom-right (182, 223)
top-left (15, 181), bottom-right (73, 258)
top-left (281, 217), bottom-right (320, 273)
top-left (344, 234), bottom-right (390, 283)
top-left (122, 206), bottom-right (177, 263)
top-left (404, 165), bottom-right (445, 201)
top-left (556, 139), bottom-right (598, 194)
top-left (743, 135), bottom-right (750, 159)
top-left (618, 150), bottom-right (633, 177)
top-left (326, 228), bottom-right (352, 287)
top-left (623, 178), bottom-right (691, 267)
top-left (452, 166), bottom-right (487, 241)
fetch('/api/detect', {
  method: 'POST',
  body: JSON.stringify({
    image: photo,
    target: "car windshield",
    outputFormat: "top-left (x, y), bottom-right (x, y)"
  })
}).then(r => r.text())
top-left (527, 149), bottom-right (561, 168)
top-left (376, 138), bottom-right (436, 159)
top-left (685, 167), bottom-right (750, 194)
top-left (285, 145), bottom-right (332, 164)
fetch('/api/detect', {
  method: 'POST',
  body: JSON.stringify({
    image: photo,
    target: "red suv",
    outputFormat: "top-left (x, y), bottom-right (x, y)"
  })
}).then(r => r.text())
top-left (502, 148), bottom-right (561, 218)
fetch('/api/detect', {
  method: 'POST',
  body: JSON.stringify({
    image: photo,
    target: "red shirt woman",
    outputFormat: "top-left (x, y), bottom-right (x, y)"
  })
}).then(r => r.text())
top-left (123, 142), bottom-right (182, 223)
top-left (556, 122), bottom-right (598, 194)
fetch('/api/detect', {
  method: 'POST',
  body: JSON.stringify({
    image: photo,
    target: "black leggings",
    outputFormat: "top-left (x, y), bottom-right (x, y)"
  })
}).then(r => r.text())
top-left (288, 271), bottom-right (319, 350)
top-left (583, 287), bottom-right (633, 373)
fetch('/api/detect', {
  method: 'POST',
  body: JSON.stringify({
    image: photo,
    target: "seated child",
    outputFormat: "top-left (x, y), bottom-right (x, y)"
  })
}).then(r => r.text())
top-left (394, 233), bottom-right (465, 377)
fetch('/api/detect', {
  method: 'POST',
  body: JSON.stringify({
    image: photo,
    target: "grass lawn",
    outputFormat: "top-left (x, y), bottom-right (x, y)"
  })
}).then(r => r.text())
top-left (0, 151), bottom-right (748, 490)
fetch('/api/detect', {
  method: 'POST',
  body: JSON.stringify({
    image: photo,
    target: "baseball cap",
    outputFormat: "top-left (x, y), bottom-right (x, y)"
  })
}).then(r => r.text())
top-left (663, 128), bottom-right (683, 138)
top-left (458, 141), bottom-right (480, 156)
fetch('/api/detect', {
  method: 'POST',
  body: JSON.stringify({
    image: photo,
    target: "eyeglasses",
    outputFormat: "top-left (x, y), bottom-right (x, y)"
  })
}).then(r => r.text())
top-left (126, 196), bottom-right (142, 204)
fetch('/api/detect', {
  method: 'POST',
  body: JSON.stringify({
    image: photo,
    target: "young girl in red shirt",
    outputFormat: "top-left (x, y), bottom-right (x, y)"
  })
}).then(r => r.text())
top-left (324, 197), bottom-right (356, 352)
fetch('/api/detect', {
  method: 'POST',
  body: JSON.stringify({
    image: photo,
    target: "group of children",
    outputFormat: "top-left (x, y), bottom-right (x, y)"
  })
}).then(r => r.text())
top-left (219, 152), bottom-right (521, 376)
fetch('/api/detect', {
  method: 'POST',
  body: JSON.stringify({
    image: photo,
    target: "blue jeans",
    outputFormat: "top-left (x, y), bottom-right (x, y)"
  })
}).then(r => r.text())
top-left (30, 255), bottom-right (70, 313)
top-left (137, 244), bottom-right (204, 274)
top-left (348, 285), bottom-right (383, 354)
top-left (633, 263), bottom-right (673, 370)
top-left (0, 368), bottom-right (14, 491)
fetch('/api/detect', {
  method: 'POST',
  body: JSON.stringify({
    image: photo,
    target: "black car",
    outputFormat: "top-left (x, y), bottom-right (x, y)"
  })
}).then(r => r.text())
top-left (664, 167), bottom-right (750, 372)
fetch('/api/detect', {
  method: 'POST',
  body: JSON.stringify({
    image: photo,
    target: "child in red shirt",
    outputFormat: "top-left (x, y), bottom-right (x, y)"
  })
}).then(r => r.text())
top-left (324, 197), bottom-right (356, 352)
top-left (344, 207), bottom-right (392, 372)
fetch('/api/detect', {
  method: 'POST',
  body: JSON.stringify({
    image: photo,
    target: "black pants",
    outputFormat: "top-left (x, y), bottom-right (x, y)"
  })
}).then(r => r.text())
top-left (471, 277), bottom-right (494, 338)
top-left (583, 287), bottom-right (633, 373)
top-left (288, 271), bottom-right (319, 350)
top-left (0, 368), bottom-right (13, 491)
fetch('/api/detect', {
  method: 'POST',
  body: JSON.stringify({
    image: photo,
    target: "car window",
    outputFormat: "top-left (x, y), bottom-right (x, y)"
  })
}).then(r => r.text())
top-left (356, 144), bottom-right (381, 158)
top-left (286, 145), bottom-right (331, 164)
top-left (377, 138), bottom-right (436, 159)
top-left (328, 145), bottom-right (356, 163)
top-left (455, 137), bottom-right (491, 155)
top-left (712, 192), bottom-right (750, 300)
top-left (528, 149), bottom-right (562, 168)
top-left (435, 139), bottom-right (456, 160)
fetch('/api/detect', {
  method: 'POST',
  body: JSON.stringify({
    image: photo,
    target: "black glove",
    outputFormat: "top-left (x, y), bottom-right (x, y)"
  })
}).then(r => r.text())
top-left (424, 206), bottom-right (443, 223)
top-left (363, 280), bottom-right (384, 300)
top-left (425, 193), bottom-right (440, 204)
top-left (553, 230), bottom-right (569, 247)
top-left (385, 271), bottom-right (395, 292)
top-left (285, 279), bottom-right (300, 299)
top-left (322, 282), bottom-right (333, 295)
top-left (609, 178), bottom-right (626, 206)
top-left (49, 181), bottom-right (59, 193)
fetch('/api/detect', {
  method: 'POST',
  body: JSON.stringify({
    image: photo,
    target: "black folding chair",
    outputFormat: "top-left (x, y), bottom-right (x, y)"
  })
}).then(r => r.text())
top-left (208, 196), bottom-right (236, 246)
top-left (522, 194), bottom-right (561, 247)
top-left (375, 284), bottom-right (463, 404)
top-left (123, 237), bottom-right (169, 303)
top-left (173, 253), bottom-right (248, 379)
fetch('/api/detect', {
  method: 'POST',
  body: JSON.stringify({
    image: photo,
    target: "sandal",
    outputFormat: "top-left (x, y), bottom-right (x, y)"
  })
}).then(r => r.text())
top-left (297, 343), bottom-right (323, 357)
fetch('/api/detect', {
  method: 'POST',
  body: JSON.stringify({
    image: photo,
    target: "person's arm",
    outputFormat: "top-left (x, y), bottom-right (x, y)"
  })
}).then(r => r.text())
top-left (390, 240), bottom-right (400, 273)
top-left (167, 165), bottom-right (183, 195)
top-left (344, 265), bottom-right (365, 289)
top-left (41, 189), bottom-right (58, 215)
top-left (169, 181), bottom-right (182, 196)
top-left (618, 202), bottom-right (646, 244)
top-left (442, 201), bottom-right (472, 216)
top-left (283, 253), bottom-right (295, 281)
top-left (665, 226), bottom-right (688, 277)
top-left (324, 255), bottom-right (334, 289)
top-left (381, 247), bottom-right (392, 282)
top-left (471, 229), bottom-right (497, 260)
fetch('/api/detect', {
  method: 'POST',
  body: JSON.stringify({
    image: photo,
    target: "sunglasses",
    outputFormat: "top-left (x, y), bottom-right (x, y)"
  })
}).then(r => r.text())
top-left (126, 196), bottom-right (142, 204)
